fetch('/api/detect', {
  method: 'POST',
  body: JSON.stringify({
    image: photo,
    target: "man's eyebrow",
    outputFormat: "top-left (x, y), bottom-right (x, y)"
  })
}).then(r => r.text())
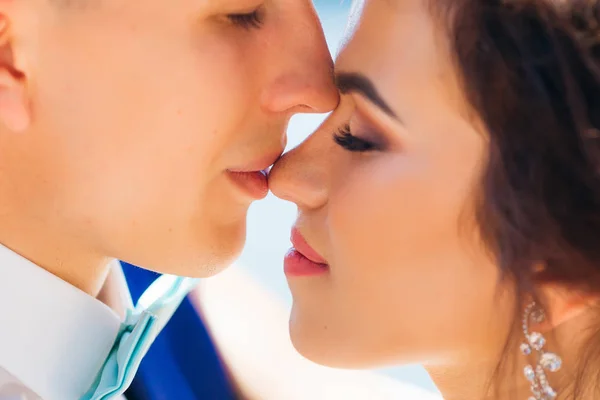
top-left (335, 72), bottom-right (399, 120)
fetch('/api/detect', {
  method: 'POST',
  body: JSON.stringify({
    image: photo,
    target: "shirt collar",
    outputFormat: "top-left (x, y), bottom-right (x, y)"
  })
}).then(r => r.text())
top-left (0, 243), bottom-right (126, 400)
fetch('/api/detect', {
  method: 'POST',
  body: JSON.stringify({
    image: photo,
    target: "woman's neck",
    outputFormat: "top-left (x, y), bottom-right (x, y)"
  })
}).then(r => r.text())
top-left (426, 307), bottom-right (599, 400)
top-left (426, 359), bottom-right (531, 400)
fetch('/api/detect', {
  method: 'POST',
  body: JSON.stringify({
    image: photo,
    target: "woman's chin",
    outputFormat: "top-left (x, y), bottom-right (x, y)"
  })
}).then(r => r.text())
top-left (288, 311), bottom-right (427, 369)
top-left (288, 315), bottom-right (379, 370)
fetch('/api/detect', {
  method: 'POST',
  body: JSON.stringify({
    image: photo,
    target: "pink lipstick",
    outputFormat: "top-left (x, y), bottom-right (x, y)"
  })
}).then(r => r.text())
top-left (284, 228), bottom-right (329, 277)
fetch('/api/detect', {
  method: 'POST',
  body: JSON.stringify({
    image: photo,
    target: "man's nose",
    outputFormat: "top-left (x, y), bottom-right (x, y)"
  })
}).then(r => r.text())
top-left (260, 7), bottom-right (339, 115)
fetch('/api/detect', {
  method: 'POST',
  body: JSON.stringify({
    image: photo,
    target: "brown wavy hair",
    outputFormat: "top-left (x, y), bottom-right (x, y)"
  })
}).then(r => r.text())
top-left (429, 0), bottom-right (600, 397)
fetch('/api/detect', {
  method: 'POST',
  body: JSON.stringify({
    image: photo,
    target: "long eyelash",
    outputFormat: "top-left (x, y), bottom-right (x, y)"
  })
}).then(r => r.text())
top-left (333, 124), bottom-right (377, 152)
top-left (228, 10), bottom-right (263, 29)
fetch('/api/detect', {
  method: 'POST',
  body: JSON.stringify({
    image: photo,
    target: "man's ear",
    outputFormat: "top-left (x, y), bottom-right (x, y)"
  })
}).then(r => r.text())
top-left (0, 15), bottom-right (30, 133)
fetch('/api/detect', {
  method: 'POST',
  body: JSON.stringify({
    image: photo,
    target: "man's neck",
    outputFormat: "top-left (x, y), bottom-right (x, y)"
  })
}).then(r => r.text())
top-left (0, 211), bottom-right (112, 296)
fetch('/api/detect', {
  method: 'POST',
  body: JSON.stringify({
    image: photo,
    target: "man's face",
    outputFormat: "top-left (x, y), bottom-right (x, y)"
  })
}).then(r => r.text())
top-left (1, 0), bottom-right (338, 278)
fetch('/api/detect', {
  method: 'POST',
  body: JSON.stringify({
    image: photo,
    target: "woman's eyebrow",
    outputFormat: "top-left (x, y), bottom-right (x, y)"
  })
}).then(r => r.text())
top-left (335, 72), bottom-right (401, 122)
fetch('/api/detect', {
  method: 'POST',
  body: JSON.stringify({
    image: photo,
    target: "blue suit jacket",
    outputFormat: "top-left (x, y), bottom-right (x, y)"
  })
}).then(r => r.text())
top-left (121, 263), bottom-right (237, 400)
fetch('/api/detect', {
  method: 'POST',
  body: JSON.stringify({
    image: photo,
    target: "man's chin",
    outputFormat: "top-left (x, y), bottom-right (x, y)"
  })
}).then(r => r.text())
top-left (119, 246), bottom-right (241, 279)
top-left (148, 253), bottom-right (242, 278)
top-left (115, 224), bottom-right (247, 278)
top-left (179, 258), bottom-right (237, 279)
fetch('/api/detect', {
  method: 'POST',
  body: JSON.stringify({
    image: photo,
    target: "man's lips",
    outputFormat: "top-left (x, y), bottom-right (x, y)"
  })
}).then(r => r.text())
top-left (227, 151), bottom-right (283, 174)
top-left (226, 150), bottom-right (282, 199)
top-left (290, 227), bottom-right (328, 265)
top-left (226, 170), bottom-right (269, 199)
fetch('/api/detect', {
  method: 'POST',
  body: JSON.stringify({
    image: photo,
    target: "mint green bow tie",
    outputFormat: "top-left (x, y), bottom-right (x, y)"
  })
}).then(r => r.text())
top-left (83, 274), bottom-right (199, 400)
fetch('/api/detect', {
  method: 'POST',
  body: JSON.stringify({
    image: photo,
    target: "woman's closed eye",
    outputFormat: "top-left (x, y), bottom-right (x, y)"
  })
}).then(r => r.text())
top-left (333, 124), bottom-right (380, 152)
top-left (227, 8), bottom-right (264, 30)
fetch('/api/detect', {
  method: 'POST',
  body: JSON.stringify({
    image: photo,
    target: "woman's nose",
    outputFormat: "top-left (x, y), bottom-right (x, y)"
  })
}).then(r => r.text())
top-left (269, 133), bottom-right (330, 210)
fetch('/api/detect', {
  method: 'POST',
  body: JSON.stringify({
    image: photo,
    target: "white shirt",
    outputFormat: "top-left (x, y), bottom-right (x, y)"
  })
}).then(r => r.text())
top-left (0, 244), bottom-right (130, 400)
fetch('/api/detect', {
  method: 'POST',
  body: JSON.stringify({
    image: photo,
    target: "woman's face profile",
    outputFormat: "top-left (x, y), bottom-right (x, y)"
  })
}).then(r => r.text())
top-left (270, 0), bottom-right (515, 368)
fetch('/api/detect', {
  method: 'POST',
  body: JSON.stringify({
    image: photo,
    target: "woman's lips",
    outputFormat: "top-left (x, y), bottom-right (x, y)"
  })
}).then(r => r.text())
top-left (284, 228), bottom-right (328, 277)
top-left (290, 228), bottom-right (327, 264)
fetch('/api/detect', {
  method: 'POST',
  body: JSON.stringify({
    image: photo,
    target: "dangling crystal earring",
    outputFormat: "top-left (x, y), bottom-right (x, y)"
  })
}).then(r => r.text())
top-left (520, 301), bottom-right (562, 400)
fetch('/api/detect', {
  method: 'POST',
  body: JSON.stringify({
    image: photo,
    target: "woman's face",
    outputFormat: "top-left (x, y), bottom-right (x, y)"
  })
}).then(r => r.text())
top-left (8, 0), bottom-right (338, 277)
top-left (270, 0), bottom-right (515, 368)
